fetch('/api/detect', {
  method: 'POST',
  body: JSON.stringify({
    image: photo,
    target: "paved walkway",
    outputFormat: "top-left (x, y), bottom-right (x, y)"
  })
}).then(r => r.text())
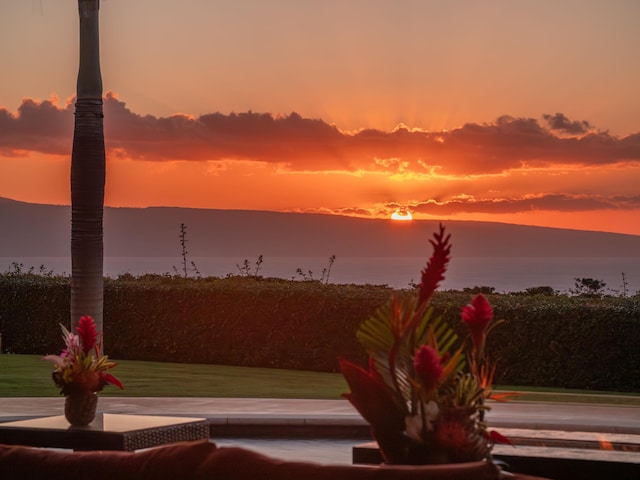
top-left (1, 397), bottom-right (639, 434)
top-left (2, 398), bottom-right (639, 467)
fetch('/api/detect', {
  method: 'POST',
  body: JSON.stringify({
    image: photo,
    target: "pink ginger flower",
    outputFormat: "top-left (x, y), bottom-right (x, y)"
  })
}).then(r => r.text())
top-left (62, 333), bottom-right (80, 360)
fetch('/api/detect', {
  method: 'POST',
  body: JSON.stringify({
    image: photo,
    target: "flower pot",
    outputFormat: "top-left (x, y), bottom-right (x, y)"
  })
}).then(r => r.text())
top-left (64, 392), bottom-right (98, 426)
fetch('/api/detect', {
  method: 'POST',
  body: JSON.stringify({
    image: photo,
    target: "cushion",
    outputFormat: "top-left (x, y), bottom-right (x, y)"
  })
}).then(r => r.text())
top-left (0, 441), bottom-right (549, 480)
top-left (0, 439), bottom-right (216, 480)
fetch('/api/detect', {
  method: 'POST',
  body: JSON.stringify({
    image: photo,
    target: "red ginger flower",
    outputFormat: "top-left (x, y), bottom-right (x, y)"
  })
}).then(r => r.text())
top-left (418, 224), bottom-right (451, 306)
top-left (76, 316), bottom-right (98, 354)
top-left (413, 345), bottom-right (444, 393)
top-left (461, 294), bottom-right (493, 352)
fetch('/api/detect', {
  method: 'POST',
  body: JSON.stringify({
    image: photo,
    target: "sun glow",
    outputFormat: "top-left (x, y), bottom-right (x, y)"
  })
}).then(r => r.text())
top-left (391, 209), bottom-right (413, 221)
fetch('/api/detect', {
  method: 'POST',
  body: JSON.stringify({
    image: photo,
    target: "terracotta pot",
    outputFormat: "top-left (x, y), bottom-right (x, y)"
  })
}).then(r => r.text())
top-left (64, 392), bottom-right (98, 426)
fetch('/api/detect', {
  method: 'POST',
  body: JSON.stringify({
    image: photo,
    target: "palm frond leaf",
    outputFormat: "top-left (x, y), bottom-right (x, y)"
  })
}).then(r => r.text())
top-left (356, 293), bottom-right (465, 404)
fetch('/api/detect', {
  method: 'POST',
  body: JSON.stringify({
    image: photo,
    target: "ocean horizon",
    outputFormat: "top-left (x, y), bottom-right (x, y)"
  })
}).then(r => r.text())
top-left (2, 256), bottom-right (638, 295)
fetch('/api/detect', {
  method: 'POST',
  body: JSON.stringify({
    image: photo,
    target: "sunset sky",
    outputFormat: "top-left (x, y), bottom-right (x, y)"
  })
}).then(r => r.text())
top-left (1, 0), bottom-right (639, 235)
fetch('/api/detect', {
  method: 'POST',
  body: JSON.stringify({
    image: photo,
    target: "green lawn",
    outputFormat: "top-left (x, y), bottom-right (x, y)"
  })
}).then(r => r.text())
top-left (1, 355), bottom-right (639, 405)
top-left (0, 355), bottom-right (347, 399)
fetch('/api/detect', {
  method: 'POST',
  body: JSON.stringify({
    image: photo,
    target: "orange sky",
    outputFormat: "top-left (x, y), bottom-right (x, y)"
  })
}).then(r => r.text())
top-left (1, 1), bottom-right (640, 235)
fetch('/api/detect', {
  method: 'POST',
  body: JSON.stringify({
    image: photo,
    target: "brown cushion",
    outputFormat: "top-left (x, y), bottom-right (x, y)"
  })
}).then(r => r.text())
top-left (0, 440), bottom-right (216, 480)
top-left (0, 441), bottom-right (549, 480)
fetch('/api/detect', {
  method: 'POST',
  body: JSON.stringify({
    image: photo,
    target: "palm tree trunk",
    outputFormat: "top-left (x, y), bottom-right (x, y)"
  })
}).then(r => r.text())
top-left (70, 0), bottom-right (105, 334)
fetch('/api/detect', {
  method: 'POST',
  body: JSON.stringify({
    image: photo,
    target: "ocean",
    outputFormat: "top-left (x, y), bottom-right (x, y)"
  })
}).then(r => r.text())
top-left (2, 256), bottom-right (639, 295)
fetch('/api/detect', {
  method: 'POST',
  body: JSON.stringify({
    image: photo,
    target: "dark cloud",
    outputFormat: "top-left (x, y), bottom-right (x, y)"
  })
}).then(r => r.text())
top-left (298, 207), bottom-right (375, 217)
top-left (315, 194), bottom-right (640, 219)
top-left (0, 98), bottom-right (73, 155)
top-left (406, 194), bottom-right (640, 216)
top-left (2, 93), bottom-right (640, 175)
top-left (543, 113), bottom-right (593, 135)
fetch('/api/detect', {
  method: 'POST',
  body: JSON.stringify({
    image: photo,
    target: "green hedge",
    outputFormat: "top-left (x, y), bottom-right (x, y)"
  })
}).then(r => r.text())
top-left (1, 274), bottom-right (638, 392)
top-left (102, 276), bottom-right (389, 371)
top-left (0, 274), bottom-right (69, 355)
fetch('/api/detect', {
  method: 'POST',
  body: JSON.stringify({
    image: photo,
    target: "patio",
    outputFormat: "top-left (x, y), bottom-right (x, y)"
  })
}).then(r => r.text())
top-left (1, 397), bottom-right (638, 479)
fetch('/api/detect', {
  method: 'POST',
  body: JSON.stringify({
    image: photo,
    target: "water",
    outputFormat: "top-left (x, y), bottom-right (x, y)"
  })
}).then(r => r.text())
top-left (2, 255), bottom-right (639, 294)
top-left (214, 438), bottom-right (357, 465)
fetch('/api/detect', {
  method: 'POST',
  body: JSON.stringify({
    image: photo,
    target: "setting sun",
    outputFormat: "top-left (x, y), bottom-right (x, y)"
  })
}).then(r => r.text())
top-left (391, 209), bottom-right (413, 221)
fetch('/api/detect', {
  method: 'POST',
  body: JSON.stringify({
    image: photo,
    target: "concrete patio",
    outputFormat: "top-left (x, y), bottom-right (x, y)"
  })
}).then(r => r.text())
top-left (1, 397), bottom-right (638, 478)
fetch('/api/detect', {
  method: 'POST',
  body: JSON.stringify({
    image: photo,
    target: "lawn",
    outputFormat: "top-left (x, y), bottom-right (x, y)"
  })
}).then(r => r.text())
top-left (1, 355), bottom-right (639, 405)
top-left (0, 355), bottom-right (347, 399)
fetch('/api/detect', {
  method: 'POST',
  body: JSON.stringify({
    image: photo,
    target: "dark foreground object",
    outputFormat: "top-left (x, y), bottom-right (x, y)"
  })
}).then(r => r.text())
top-left (495, 452), bottom-right (639, 480)
top-left (0, 439), bottom-right (548, 480)
top-left (353, 442), bottom-right (639, 480)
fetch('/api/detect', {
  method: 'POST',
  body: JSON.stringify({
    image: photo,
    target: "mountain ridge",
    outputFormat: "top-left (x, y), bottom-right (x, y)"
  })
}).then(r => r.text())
top-left (1, 197), bottom-right (639, 258)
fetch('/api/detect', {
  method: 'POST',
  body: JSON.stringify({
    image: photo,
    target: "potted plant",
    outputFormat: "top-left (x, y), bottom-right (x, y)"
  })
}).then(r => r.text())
top-left (44, 316), bottom-right (123, 426)
top-left (340, 225), bottom-right (512, 466)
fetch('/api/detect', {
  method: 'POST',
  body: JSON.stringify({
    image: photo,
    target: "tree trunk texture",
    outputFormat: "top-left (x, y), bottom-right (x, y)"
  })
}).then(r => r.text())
top-left (70, 0), bottom-right (105, 335)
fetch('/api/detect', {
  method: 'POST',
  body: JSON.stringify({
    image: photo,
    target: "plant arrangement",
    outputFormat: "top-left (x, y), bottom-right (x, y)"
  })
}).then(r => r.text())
top-left (44, 316), bottom-right (123, 396)
top-left (340, 225), bottom-right (512, 465)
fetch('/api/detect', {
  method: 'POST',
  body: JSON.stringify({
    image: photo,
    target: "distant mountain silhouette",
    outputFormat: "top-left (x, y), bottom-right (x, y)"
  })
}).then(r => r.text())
top-left (1, 196), bottom-right (639, 258)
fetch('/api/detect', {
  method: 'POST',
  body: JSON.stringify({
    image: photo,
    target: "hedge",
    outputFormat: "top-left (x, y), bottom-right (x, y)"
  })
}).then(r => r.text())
top-left (1, 274), bottom-right (638, 392)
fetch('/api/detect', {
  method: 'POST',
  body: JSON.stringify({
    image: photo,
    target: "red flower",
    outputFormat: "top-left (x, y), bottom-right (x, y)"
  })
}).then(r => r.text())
top-left (461, 294), bottom-right (493, 352)
top-left (486, 429), bottom-right (513, 446)
top-left (418, 224), bottom-right (451, 306)
top-left (413, 345), bottom-right (444, 393)
top-left (100, 372), bottom-right (124, 390)
top-left (76, 316), bottom-right (98, 354)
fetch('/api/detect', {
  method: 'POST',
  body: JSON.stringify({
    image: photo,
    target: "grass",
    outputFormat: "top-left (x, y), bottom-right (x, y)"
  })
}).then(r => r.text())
top-left (0, 355), bottom-right (347, 399)
top-left (1, 355), bottom-right (639, 405)
top-left (493, 385), bottom-right (640, 406)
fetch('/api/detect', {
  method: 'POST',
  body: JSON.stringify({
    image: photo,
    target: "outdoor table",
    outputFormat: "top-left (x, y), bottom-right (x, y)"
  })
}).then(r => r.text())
top-left (0, 413), bottom-right (209, 451)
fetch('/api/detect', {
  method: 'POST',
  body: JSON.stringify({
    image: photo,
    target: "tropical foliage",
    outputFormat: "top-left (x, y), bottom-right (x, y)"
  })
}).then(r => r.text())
top-left (43, 316), bottom-right (123, 396)
top-left (340, 225), bottom-right (511, 464)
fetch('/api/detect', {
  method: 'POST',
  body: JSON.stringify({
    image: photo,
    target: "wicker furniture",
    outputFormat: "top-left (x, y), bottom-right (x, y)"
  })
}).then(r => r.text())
top-left (0, 413), bottom-right (209, 451)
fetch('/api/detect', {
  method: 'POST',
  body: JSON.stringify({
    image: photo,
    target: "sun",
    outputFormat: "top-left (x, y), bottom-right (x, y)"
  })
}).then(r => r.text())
top-left (391, 209), bottom-right (413, 221)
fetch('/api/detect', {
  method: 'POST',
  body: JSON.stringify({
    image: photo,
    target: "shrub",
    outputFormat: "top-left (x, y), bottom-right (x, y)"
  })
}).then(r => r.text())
top-left (1, 274), bottom-right (638, 391)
